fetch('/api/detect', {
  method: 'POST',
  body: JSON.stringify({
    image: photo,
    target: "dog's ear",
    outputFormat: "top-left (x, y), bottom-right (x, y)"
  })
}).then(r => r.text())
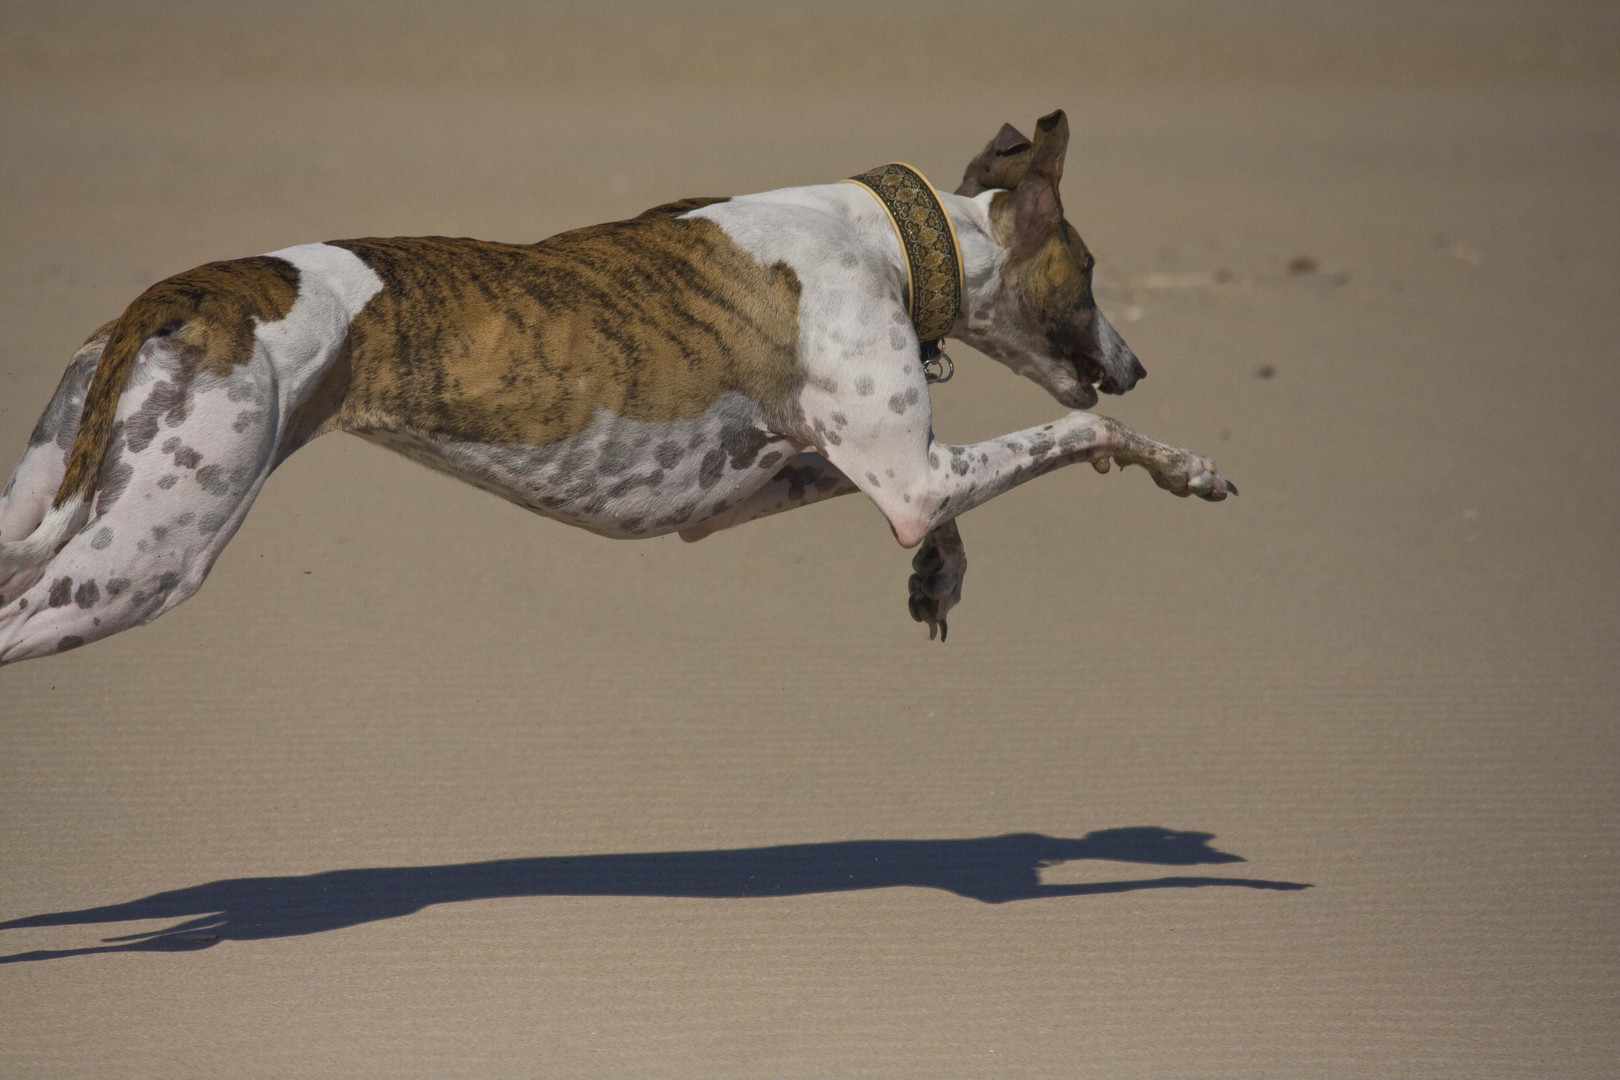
top-left (1009, 110), bottom-right (1069, 250)
top-left (1027, 109), bottom-right (1068, 187)
top-left (954, 122), bottom-right (1034, 196)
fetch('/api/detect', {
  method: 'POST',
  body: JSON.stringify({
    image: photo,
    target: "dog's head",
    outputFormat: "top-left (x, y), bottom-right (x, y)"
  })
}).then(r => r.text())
top-left (955, 110), bottom-right (1144, 410)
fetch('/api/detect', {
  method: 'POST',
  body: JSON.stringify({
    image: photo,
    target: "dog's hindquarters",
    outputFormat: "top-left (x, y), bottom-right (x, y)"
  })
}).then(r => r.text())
top-left (0, 243), bottom-right (382, 665)
top-left (0, 334), bottom-right (283, 664)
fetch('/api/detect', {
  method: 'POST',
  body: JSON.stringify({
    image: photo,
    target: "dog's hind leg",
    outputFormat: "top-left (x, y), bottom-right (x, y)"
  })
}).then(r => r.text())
top-left (0, 341), bottom-right (279, 666)
top-left (0, 325), bottom-right (111, 558)
top-left (677, 453), bottom-right (969, 639)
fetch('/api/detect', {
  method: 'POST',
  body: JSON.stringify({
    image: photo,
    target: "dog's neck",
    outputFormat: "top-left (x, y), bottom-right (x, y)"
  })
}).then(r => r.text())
top-left (835, 183), bottom-right (1002, 342)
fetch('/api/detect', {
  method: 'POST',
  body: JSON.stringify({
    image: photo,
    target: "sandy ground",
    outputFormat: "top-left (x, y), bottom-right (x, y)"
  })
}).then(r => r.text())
top-left (1, 2), bottom-right (1617, 1076)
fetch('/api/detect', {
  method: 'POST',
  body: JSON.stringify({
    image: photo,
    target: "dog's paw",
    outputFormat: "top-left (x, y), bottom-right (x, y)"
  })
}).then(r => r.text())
top-left (907, 520), bottom-right (966, 641)
top-left (1143, 449), bottom-right (1238, 502)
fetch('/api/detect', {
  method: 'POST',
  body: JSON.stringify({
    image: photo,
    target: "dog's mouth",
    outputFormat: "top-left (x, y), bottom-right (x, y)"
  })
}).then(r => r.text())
top-left (1066, 358), bottom-right (1108, 408)
top-left (1095, 371), bottom-right (1128, 395)
top-left (1072, 351), bottom-right (1145, 407)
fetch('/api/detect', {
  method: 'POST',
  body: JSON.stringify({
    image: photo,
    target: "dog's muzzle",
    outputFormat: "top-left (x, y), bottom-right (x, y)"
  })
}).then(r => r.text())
top-left (1092, 311), bottom-right (1145, 395)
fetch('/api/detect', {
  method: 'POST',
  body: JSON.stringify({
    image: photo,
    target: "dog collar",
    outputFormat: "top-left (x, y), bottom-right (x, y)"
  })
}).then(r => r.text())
top-left (842, 163), bottom-right (965, 360)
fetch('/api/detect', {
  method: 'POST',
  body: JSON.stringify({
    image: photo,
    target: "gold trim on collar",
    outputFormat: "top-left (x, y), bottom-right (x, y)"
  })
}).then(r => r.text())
top-left (841, 162), bottom-right (964, 344)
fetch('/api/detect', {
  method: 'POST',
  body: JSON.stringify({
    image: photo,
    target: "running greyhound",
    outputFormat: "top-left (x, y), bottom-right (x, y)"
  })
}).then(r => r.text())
top-left (0, 110), bottom-right (1234, 665)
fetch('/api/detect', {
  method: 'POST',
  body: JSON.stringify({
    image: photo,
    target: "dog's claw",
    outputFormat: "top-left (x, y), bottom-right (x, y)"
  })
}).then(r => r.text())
top-left (1194, 472), bottom-right (1238, 502)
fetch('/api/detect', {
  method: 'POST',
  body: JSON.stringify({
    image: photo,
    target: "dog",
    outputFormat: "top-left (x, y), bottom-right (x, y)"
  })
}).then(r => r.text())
top-left (0, 110), bottom-right (1233, 666)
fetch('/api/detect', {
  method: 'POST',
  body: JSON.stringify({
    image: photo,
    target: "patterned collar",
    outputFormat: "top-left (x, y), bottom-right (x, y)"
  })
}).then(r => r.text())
top-left (842, 163), bottom-right (965, 348)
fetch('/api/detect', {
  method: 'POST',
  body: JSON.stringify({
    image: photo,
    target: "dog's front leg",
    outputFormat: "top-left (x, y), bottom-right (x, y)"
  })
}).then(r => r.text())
top-left (677, 451), bottom-right (971, 639)
top-left (908, 519), bottom-right (966, 640)
top-left (821, 409), bottom-right (1236, 550)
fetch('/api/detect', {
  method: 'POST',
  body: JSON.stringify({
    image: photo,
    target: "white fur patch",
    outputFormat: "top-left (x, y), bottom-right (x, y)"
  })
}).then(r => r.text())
top-left (259, 243), bottom-right (385, 429)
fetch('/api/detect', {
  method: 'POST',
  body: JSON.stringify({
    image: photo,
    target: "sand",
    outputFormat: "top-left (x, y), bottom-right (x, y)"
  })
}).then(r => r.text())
top-left (1, 2), bottom-right (1617, 1076)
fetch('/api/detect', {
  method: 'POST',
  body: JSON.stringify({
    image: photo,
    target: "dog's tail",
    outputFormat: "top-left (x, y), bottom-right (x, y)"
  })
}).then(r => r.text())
top-left (0, 289), bottom-right (189, 582)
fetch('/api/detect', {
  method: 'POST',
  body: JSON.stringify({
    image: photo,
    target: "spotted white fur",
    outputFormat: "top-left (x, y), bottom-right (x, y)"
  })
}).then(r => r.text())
top-left (363, 394), bottom-right (797, 540)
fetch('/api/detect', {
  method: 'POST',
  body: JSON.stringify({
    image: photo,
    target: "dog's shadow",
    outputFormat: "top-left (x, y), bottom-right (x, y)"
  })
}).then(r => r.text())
top-left (0, 828), bottom-right (1308, 963)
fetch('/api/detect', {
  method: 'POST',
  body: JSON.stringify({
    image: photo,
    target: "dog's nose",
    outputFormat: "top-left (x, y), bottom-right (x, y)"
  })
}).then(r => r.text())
top-left (1131, 358), bottom-right (1147, 382)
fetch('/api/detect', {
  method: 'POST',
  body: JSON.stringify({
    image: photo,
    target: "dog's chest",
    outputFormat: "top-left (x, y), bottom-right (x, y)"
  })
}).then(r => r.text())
top-left (363, 393), bottom-right (798, 539)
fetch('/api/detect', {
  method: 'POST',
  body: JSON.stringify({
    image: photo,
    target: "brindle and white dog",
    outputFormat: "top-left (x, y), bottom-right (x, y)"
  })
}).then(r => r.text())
top-left (0, 111), bottom-right (1233, 665)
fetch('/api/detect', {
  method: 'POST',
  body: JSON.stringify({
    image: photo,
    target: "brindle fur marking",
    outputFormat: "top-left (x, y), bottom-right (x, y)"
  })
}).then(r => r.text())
top-left (325, 199), bottom-right (803, 448)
